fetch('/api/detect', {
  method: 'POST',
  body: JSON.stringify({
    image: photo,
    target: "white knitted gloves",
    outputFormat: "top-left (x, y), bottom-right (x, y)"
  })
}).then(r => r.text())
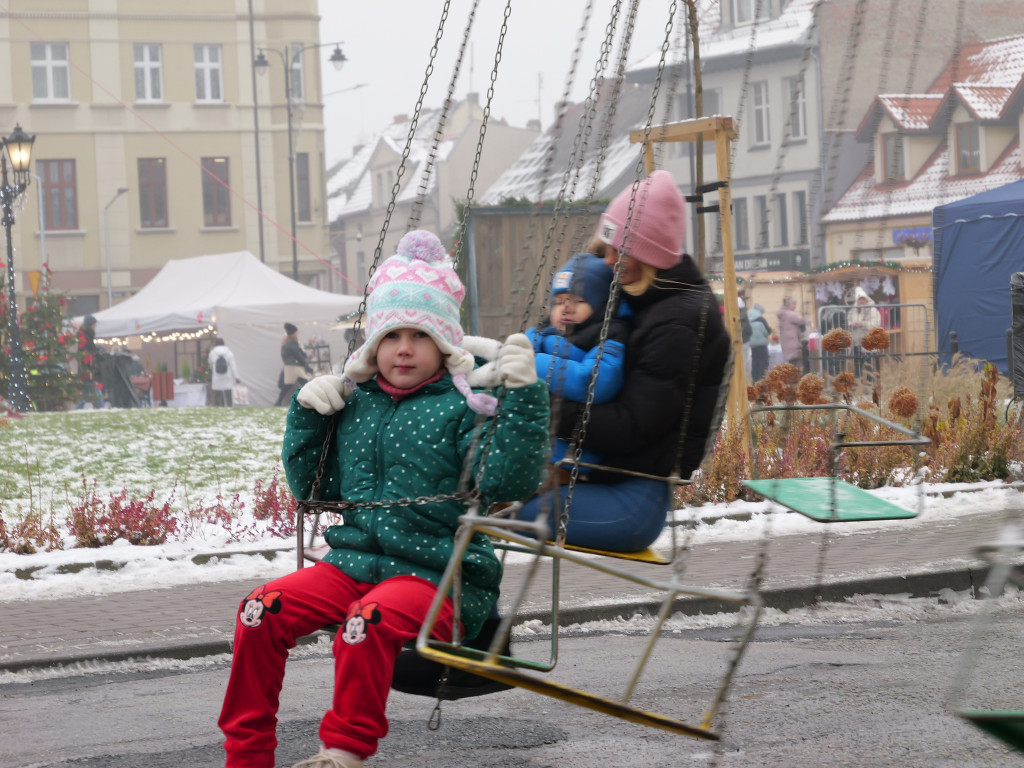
top-left (296, 374), bottom-right (353, 415)
top-left (496, 333), bottom-right (537, 388)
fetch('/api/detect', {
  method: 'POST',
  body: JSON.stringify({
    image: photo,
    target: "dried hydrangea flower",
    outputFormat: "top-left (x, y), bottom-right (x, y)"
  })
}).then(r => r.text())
top-left (822, 328), bottom-right (852, 352)
top-left (861, 326), bottom-right (890, 352)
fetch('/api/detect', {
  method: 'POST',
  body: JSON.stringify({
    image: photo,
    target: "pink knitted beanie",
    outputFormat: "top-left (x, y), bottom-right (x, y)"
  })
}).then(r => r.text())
top-left (596, 170), bottom-right (686, 269)
top-left (343, 230), bottom-right (496, 415)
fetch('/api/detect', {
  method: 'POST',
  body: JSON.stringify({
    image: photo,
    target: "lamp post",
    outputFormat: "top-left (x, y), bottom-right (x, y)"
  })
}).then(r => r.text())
top-left (104, 187), bottom-right (129, 308)
top-left (254, 42), bottom-right (346, 282)
top-left (2, 123), bottom-right (36, 413)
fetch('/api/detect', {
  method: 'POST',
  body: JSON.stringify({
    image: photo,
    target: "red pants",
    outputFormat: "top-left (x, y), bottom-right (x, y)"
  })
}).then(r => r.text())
top-left (218, 563), bottom-right (458, 768)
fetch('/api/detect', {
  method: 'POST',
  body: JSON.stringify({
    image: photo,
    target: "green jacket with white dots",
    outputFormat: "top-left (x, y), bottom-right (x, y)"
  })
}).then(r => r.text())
top-left (282, 374), bottom-right (550, 640)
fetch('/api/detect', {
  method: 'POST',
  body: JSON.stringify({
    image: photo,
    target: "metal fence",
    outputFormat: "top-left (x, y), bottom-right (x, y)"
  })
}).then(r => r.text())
top-left (810, 302), bottom-right (935, 377)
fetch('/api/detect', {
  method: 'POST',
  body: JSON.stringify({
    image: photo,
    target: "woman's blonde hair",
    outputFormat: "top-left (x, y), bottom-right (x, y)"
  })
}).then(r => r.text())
top-left (622, 263), bottom-right (659, 296)
top-left (590, 237), bottom-right (659, 296)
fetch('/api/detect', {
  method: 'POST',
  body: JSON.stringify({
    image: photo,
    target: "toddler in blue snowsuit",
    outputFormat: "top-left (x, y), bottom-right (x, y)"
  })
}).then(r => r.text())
top-left (526, 252), bottom-right (629, 475)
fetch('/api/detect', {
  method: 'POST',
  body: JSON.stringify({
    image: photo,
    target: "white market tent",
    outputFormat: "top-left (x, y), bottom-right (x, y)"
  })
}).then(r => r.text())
top-left (84, 251), bottom-right (362, 406)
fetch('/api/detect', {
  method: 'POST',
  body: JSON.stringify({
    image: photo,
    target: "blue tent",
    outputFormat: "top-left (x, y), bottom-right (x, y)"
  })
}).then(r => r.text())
top-left (933, 179), bottom-right (1024, 373)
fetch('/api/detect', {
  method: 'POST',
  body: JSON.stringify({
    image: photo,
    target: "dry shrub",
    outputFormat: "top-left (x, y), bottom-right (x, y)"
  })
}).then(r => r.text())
top-left (887, 387), bottom-right (918, 420)
top-left (832, 372), bottom-right (856, 396)
top-left (797, 374), bottom-right (825, 405)
top-left (822, 329), bottom-right (852, 352)
top-left (861, 327), bottom-right (890, 352)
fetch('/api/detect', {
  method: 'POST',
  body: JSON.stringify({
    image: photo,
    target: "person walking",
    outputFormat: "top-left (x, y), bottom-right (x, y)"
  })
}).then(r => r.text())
top-left (776, 297), bottom-right (806, 370)
top-left (207, 337), bottom-right (239, 406)
top-left (276, 323), bottom-right (312, 406)
top-left (748, 303), bottom-right (772, 382)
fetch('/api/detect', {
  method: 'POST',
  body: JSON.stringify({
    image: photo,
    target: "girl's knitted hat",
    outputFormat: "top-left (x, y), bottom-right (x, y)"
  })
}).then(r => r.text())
top-left (596, 170), bottom-right (686, 269)
top-left (343, 230), bottom-right (496, 415)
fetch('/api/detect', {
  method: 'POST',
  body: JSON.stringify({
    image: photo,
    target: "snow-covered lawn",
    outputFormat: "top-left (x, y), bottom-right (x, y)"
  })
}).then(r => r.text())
top-left (1, 406), bottom-right (1022, 603)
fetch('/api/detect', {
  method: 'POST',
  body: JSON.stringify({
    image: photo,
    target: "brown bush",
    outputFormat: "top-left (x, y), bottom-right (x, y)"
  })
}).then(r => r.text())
top-left (861, 327), bottom-right (890, 352)
top-left (822, 329), bottom-right (852, 352)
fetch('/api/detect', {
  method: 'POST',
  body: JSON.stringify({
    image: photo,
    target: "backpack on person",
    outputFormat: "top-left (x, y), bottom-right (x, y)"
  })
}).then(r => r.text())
top-left (215, 355), bottom-right (228, 374)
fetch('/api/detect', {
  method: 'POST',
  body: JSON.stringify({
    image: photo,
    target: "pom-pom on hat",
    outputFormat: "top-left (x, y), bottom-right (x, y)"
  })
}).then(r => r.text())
top-left (596, 170), bottom-right (686, 269)
top-left (551, 253), bottom-right (614, 311)
top-left (343, 230), bottom-right (496, 415)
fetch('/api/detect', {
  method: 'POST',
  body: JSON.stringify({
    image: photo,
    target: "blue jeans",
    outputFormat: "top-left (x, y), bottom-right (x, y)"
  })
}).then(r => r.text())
top-left (516, 477), bottom-right (670, 552)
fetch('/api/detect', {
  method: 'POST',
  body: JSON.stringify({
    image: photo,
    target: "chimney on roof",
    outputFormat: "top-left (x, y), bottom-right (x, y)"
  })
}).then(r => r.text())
top-left (466, 91), bottom-right (479, 106)
top-left (526, 119), bottom-right (541, 132)
top-left (394, 114), bottom-right (408, 124)
top-left (352, 144), bottom-right (364, 155)
top-left (554, 100), bottom-right (570, 123)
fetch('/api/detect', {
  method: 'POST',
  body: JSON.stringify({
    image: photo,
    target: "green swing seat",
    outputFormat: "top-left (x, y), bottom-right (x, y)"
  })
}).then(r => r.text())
top-left (957, 710), bottom-right (1024, 753)
top-left (741, 476), bottom-right (917, 523)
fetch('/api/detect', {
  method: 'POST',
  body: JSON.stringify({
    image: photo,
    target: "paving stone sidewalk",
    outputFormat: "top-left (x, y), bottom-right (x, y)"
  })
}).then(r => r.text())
top-left (0, 505), bottom-right (1015, 673)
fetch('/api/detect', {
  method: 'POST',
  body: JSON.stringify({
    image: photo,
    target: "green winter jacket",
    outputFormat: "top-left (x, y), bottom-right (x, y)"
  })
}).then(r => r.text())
top-left (282, 374), bottom-right (550, 639)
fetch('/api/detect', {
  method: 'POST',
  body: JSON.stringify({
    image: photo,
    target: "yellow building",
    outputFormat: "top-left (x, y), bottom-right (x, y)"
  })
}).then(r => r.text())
top-left (1, 0), bottom-right (335, 315)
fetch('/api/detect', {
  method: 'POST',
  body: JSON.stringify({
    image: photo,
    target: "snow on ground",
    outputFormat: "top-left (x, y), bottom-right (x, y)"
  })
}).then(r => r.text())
top-left (1, 480), bottom-right (1022, 604)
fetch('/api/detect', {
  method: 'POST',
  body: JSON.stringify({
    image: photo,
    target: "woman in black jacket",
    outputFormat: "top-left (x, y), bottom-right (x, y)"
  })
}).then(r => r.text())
top-left (519, 170), bottom-right (730, 552)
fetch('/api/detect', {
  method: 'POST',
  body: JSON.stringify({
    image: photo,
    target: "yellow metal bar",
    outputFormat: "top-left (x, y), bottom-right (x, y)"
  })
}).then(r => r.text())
top-left (417, 645), bottom-right (720, 740)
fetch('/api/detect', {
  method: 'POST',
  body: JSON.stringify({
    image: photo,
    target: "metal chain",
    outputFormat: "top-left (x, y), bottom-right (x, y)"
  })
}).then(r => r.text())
top-left (347, 0), bottom-right (454, 359)
top-left (408, 0), bottom-right (480, 232)
top-left (560, 0), bottom-right (643, 541)
top-left (450, 0), bottom-right (511, 271)
top-left (516, 0), bottom-right (622, 336)
top-left (500, 0), bottom-right (596, 338)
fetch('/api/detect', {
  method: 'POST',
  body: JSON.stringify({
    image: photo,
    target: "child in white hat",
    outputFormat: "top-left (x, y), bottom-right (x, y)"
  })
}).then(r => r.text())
top-left (218, 230), bottom-right (550, 768)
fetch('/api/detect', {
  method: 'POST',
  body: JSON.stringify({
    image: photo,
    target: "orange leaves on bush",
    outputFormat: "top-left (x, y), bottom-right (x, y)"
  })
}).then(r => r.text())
top-left (797, 374), bottom-right (825, 405)
top-left (861, 327), bottom-right (890, 352)
top-left (822, 329), bottom-right (852, 352)
top-left (887, 386), bottom-right (918, 419)
top-left (832, 372), bottom-right (856, 394)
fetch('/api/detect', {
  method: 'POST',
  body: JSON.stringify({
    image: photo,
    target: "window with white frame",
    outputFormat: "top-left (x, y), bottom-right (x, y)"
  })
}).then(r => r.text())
top-left (793, 190), bottom-right (808, 245)
top-left (290, 43), bottom-right (305, 102)
top-left (133, 44), bottom-right (163, 102)
top-left (733, 197), bottom-right (749, 250)
top-left (754, 195), bottom-right (769, 247)
top-left (773, 193), bottom-right (788, 247)
top-left (752, 81), bottom-right (770, 147)
top-left (786, 76), bottom-right (806, 141)
top-left (956, 123), bottom-right (980, 174)
top-left (734, 0), bottom-right (756, 25)
top-left (194, 44), bottom-right (223, 102)
top-left (38, 159), bottom-right (78, 230)
top-left (31, 42), bottom-right (70, 102)
top-left (882, 133), bottom-right (904, 181)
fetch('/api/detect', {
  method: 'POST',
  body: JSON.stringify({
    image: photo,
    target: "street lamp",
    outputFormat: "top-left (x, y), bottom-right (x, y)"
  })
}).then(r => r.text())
top-left (254, 42), bottom-right (346, 282)
top-left (104, 187), bottom-right (129, 308)
top-left (1, 123), bottom-right (36, 413)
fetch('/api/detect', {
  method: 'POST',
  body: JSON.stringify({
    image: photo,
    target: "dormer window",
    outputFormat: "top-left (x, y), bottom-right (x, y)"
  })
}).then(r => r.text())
top-left (882, 133), bottom-right (904, 182)
top-left (956, 123), bottom-right (980, 174)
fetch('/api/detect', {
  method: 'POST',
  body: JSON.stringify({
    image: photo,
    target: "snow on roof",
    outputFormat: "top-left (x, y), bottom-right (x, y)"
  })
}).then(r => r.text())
top-left (629, 0), bottom-right (818, 72)
top-left (326, 108), bottom-right (457, 220)
top-left (876, 95), bottom-right (945, 132)
top-left (823, 141), bottom-right (1024, 224)
top-left (479, 81), bottom-right (653, 204)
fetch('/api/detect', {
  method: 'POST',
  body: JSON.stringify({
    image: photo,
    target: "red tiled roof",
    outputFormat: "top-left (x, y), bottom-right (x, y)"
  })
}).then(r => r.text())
top-left (876, 95), bottom-right (945, 131)
top-left (824, 140), bottom-right (1024, 224)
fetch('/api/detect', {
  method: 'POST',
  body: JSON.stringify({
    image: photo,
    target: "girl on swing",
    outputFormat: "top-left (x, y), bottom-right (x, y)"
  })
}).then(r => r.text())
top-left (217, 230), bottom-right (550, 768)
top-left (392, 170), bottom-right (731, 700)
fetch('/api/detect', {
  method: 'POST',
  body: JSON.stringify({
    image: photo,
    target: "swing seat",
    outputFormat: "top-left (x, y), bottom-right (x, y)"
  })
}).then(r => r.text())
top-left (558, 541), bottom-right (672, 565)
top-left (741, 477), bottom-right (917, 522)
top-left (957, 710), bottom-right (1024, 753)
top-left (416, 643), bottom-right (719, 739)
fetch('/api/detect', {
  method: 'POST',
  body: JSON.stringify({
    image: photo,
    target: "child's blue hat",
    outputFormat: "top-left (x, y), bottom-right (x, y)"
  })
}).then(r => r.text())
top-left (551, 253), bottom-right (614, 311)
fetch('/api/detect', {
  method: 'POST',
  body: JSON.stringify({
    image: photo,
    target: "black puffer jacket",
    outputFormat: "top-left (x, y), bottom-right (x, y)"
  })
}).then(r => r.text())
top-left (556, 255), bottom-right (730, 483)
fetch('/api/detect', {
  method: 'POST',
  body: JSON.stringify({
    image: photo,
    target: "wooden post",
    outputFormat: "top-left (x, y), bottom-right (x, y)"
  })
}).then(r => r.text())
top-left (630, 117), bottom-right (752, 468)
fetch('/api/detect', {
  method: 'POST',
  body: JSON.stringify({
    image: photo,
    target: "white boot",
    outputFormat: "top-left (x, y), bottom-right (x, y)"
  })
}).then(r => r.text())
top-left (290, 745), bottom-right (364, 768)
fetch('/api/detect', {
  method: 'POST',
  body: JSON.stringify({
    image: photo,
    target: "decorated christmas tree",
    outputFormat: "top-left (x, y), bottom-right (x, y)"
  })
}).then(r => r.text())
top-left (1, 266), bottom-right (91, 410)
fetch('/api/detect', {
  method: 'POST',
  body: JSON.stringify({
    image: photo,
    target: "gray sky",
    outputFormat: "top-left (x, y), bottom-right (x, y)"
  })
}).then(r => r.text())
top-left (318, 1), bottom-right (676, 166)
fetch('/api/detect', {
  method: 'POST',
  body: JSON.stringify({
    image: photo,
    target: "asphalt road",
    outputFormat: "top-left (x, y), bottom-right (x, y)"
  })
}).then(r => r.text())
top-left (3, 602), bottom-right (1024, 768)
